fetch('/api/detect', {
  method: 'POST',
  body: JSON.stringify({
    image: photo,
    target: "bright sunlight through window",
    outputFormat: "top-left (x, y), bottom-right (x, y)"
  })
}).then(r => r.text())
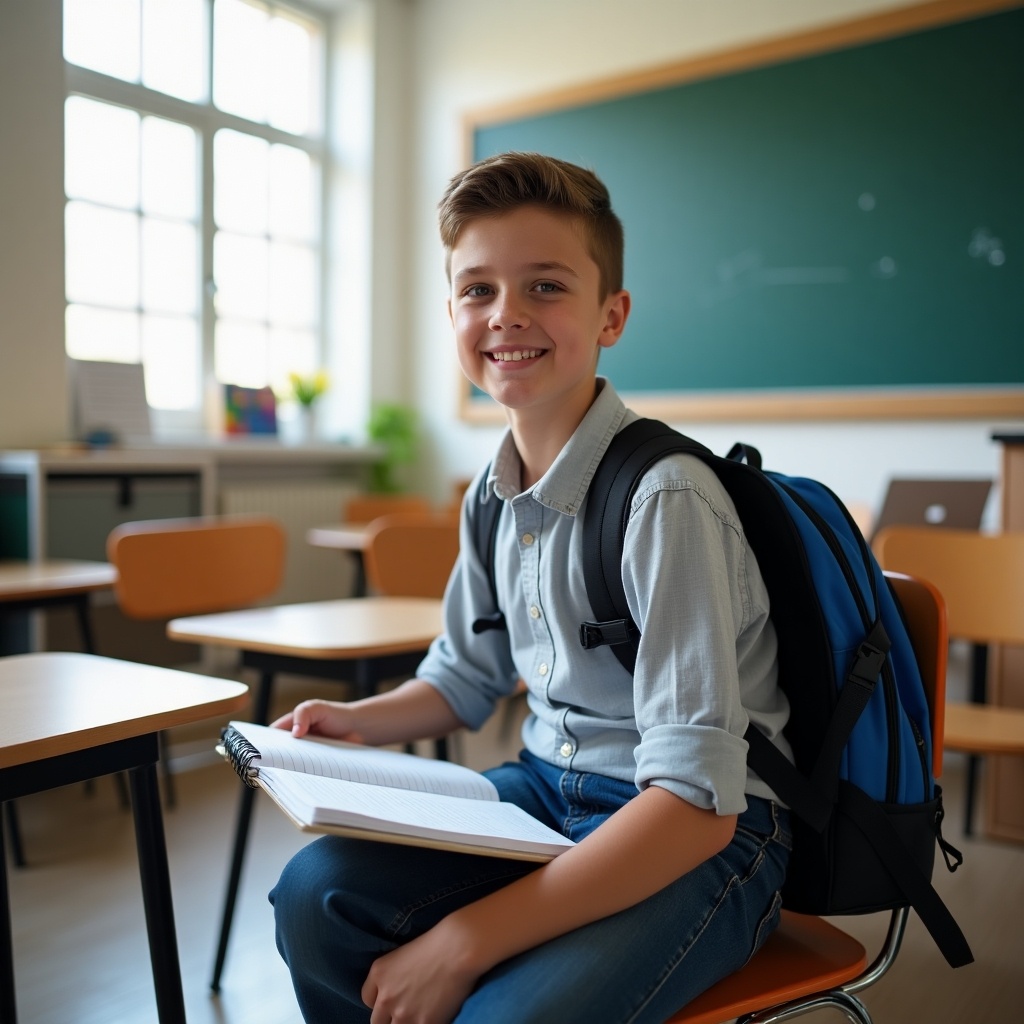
top-left (63, 0), bottom-right (325, 427)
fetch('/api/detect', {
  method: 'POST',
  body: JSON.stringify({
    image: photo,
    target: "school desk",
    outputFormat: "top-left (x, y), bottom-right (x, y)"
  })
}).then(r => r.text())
top-left (0, 558), bottom-right (117, 654)
top-left (0, 652), bottom-right (248, 1024)
top-left (164, 595), bottom-right (444, 991)
top-left (0, 559), bottom-right (121, 865)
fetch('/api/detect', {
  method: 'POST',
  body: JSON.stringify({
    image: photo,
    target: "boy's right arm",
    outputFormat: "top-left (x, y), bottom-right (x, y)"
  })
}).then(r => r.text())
top-left (271, 678), bottom-right (465, 746)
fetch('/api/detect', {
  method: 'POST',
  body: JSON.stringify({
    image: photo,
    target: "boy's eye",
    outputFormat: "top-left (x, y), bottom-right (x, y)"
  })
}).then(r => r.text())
top-left (463, 284), bottom-right (492, 298)
top-left (533, 281), bottom-right (562, 294)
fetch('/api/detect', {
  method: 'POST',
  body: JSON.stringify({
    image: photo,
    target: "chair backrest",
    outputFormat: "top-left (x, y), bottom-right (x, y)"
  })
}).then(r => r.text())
top-left (884, 570), bottom-right (947, 779)
top-left (362, 512), bottom-right (460, 599)
top-left (343, 493), bottom-right (432, 525)
top-left (873, 526), bottom-right (1024, 646)
top-left (107, 515), bottom-right (286, 620)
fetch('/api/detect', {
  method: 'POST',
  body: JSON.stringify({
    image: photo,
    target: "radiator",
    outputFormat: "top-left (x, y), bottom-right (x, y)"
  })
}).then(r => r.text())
top-left (220, 481), bottom-right (360, 603)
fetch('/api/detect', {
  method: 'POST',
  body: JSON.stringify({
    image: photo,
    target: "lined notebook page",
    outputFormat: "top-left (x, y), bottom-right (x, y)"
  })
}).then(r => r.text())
top-left (258, 767), bottom-right (575, 857)
top-left (229, 721), bottom-right (498, 802)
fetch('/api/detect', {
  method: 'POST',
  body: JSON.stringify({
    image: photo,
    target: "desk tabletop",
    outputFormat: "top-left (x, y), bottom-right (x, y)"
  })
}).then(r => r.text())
top-left (0, 652), bottom-right (249, 769)
top-left (306, 523), bottom-right (370, 551)
top-left (944, 702), bottom-right (1024, 756)
top-left (0, 559), bottom-right (118, 601)
top-left (167, 596), bottom-right (443, 660)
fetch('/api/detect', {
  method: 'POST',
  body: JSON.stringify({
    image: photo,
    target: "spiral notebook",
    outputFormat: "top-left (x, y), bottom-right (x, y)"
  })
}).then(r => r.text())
top-left (218, 722), bottom-right (575, 861)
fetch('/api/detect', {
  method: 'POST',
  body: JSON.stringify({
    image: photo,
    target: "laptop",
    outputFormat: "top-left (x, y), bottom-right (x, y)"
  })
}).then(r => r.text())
top-left (870, 478), bottom-right (993, 541)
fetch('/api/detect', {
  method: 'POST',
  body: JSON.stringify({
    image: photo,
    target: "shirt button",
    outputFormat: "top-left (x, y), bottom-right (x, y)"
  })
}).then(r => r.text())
top-left (522, 533), bottom-right (534, 546)
top-left (529, 605), bottom-right (541, 619)
top-left (537, 663), bottom-right (549, 676)
top-left (560, 742), bottom-right (574, 758)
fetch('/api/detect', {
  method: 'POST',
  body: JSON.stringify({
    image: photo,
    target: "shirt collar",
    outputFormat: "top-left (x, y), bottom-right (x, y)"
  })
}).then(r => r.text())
top-left (484, 378), bottom-right (629, 516)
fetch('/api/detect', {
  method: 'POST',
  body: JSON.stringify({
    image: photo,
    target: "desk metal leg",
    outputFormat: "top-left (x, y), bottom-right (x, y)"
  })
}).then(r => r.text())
top-left (210, 668), bottom-right (273, 992)
top-left (72, 593), bottom-right (97, 656)
top-left (129, 762), bottom-right (186, 1024)
top-left (210, 783), bottom-right (256, 993)
top-left (251, 668), bottom-right (275, 727)
top-left (2, 804), bottom-right (24, 870)
top-left (1, 816), bottom-right (16, 1024)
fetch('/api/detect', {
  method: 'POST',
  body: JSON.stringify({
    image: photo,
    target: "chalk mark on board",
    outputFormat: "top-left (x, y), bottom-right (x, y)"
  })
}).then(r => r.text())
top-left (968, 227), bottom-right (1006, 267)
top-left (705, 249), bottom-right (849, 305)
top-left (869, 256), bottom-right (898, 279)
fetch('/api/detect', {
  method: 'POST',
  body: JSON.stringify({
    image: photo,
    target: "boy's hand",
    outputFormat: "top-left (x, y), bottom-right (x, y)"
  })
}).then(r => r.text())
top-left (362, 924), bottom-right (479, 1024)
top-left (270, 699), bottom-right (366, 743)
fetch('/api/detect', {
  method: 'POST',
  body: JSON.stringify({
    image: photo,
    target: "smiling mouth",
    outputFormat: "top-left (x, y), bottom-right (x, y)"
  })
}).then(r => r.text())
top-left (487, 349), bottom-right (544, 363)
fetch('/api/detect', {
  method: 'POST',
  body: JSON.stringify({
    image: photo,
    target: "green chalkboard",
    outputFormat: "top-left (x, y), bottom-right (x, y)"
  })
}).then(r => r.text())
top-left (469, 5), bottom-right (1023, 419)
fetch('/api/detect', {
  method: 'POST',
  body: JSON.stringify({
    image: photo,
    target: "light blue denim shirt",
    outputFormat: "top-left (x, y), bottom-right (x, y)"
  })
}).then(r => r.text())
top-left (417, 379), bottom-right (791, 815)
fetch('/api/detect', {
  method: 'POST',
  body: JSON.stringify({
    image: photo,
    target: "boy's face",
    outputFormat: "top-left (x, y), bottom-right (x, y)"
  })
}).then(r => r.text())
top-left (447, 205), bottom-right (629, 426)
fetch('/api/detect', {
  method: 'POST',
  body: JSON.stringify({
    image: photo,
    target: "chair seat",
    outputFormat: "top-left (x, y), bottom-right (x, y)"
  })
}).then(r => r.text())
top-left (665, 911), bottom-right (867, 1024)
top-left (944, 701), bottom-right (1024, 755)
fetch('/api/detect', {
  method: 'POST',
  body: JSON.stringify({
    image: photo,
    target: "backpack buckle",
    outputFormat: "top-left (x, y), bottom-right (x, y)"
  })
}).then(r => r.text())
top-left (849, 641), bottom-right (886, 687)
top-left (579, 618), bottom-right (637, 650)
top-left (848, 620), bottom-right (891, 687)
top-left (472, 612), bottom-right (507, 634)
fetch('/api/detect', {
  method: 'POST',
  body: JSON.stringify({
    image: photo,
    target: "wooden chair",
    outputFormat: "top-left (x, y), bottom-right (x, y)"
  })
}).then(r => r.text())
top-left (343, 493), bottom-right (432, 525)
top-left (872, 526), bottom-right (1024, 834)
top-left (663, 571), bottom-right (947, 1024)
top-left (106, 515), bottom-right (286, 802)
top-left (362, 512), bottom-right (460, 760)
top-left (363, 512), bottom-right (460, 599)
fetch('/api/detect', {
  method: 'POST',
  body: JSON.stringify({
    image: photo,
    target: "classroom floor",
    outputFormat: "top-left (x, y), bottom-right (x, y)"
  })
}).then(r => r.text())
top-left (5, 674), bottom-right (1024, 1024)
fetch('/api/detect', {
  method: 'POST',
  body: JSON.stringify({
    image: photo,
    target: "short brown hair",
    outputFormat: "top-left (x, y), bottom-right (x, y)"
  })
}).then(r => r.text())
top-left (438, 151), bottom-right (624, 298)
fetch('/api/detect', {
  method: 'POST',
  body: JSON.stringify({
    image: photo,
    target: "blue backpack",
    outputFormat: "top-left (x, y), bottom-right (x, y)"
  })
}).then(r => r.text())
top-left (472, 417), bottom-right (972, 968)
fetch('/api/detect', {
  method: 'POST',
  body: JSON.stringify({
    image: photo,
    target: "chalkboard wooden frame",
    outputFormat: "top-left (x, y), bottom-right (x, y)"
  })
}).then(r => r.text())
top-left (458, 0), bottom-right (1024, 423)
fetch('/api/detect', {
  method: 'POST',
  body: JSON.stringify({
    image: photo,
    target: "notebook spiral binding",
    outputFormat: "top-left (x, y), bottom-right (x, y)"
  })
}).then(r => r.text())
top-left (218, 725), bottom-right (261, 789)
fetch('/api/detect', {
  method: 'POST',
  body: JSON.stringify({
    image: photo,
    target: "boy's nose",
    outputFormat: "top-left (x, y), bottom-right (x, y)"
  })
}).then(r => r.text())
top-left (489, 296), bottom-right (530, 331)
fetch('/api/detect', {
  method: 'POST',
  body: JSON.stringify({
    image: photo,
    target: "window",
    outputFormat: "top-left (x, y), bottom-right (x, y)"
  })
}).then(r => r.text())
top-left (63, 0), bottom-right (326, 434)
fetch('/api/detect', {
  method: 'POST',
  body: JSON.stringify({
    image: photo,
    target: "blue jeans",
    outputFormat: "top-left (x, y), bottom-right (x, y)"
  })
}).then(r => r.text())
top-left (270, 751), bottom-right (790, 1024)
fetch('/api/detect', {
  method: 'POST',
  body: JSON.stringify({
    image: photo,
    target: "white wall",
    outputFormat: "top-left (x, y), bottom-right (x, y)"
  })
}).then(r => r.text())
top-left (403, 0), bottom-right (1021, 522)
top-left (0, 0), bottom-right (68, 448)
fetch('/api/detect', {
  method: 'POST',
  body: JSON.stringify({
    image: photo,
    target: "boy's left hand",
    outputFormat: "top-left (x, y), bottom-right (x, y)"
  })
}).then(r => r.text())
top-left (362, 925), bottom-right (479, 1024)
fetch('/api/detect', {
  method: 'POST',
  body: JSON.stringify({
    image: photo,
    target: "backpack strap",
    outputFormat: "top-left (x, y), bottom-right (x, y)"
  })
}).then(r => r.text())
top-left (842, 781), bottom-right (973, 968)
top-left (580, 419), bottom-right (713, 673)
top-left (578, 419), bottom-right (899, 833)
top-left (470, 467), bottom-right (507, 635)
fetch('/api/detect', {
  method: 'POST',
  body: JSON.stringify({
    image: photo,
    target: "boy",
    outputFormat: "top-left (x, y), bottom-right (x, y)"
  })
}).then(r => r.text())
top-left (270, 152), bottom-right (793, 1024)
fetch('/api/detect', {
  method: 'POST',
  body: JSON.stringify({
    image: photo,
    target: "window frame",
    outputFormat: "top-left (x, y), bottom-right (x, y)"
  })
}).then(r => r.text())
top-left (63, 0), bottom-right (331, 438)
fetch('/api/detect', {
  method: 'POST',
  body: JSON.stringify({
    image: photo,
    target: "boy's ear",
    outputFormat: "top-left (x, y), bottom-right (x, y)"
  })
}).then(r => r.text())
top-left (598, 290), bottom-right (631, 350)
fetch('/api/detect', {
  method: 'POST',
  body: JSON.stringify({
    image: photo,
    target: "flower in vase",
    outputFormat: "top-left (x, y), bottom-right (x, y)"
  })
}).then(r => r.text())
top-left (289, 370), bottom-right (329, 407)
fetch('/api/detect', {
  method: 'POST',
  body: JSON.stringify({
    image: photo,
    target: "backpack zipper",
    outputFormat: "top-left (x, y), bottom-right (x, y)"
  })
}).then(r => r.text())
top-left (909, 715), bottom-right (932, 800)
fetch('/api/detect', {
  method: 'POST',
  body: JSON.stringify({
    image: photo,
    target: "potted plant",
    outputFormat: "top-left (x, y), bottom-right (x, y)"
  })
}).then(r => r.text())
top-left (367, 402), bottom-right (418, 492)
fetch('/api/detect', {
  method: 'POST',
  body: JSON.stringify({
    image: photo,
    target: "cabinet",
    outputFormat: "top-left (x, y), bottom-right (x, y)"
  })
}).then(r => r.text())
top-left (0, 442), bottom-right (380, 660)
